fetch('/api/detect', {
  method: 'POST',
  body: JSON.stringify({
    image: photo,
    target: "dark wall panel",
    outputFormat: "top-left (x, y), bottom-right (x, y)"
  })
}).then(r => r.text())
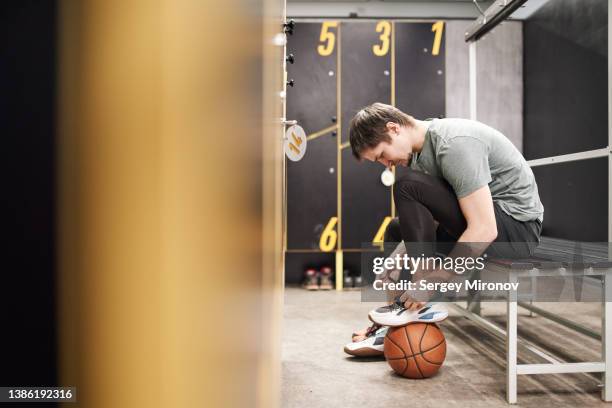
top-left (395, 22), bottom-right (446, 180)
top-left (533, 158), bottom-right (608, 241)
top-left (340, 22), bottom-right (392, 144)
top-left (285, 21), bottom-right (446, 282)
top-left (395, 22), bottom-right (445, 120)
top-left (524, 0), bottom-right (608, 241)
top-left (286, 23), bottom-right (338, 249)
top-left (342, 149), bottom-right (391, 249)
top-left (286, 23), bottom-right (338, 135)
top-left (524, 0), bottom-right (608, 160)
top-left (284, 252), bottom-right (370, 285)
top-left (341, 22), bottom-right (393, 249)
top-left (342, 252), bottom-right (365, 279)
top-left (0, 0), bottom-right (58, 395)
top-left (285, 252), bottom-right (335, 284)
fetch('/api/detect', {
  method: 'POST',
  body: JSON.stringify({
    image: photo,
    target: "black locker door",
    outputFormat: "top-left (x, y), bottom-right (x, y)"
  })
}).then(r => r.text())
top-left (341, 21), bottom-right (393, 250)
top-left (395, 22), bottom-right (446, 179)
top-left (286, 22), bottom-right (339, 250)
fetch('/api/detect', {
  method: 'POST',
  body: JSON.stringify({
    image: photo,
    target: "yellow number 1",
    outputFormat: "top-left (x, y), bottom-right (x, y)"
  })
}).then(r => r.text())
top-left (431, 21), bottom-right (444, 56)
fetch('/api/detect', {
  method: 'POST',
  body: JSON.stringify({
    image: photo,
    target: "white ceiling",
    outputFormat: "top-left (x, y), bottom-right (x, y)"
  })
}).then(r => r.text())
top-left (287, 0), bottom-right (481, 2)
top-left (287, 0), bottom-right (551, 20)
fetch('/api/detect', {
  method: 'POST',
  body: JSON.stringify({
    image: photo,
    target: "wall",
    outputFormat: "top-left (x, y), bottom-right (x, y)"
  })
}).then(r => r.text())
top-left (0, 0), bottom-right (58, 393)
top-left (446, 20), bottom-right (523, 150)
top-left (524, 0), bottom-right (608, 240)
top-left (285, 21), bottom-right (446, 284)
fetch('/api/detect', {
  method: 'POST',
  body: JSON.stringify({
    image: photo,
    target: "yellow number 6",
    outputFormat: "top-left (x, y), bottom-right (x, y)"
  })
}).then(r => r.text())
top-left (319, 217), bottom-right (338, 252)
top-left (317, 22), bottom-right (338, 57)
top-left (373, 21), bottom-right (391, 57)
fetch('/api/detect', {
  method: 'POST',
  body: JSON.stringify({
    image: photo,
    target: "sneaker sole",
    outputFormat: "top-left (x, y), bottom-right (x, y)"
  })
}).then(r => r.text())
top-left (343, 345), bottom-right (384, 357)
top-left (368, 310), bottom-right (448, 327)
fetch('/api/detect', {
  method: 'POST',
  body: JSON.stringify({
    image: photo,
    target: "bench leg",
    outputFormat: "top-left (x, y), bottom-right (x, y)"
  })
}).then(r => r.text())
top-left (507, 273), bottom-right (518, 404)
top-left (467, 269), bottom-right (481, 315)
top-left (603, 270), bottom-right (612, 401)
top-left (528, 275), bottom-right (536, 317)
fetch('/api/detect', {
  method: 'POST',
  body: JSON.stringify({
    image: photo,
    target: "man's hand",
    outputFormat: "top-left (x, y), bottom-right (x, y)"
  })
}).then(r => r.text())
top-left (401, 267), bottom-right (456, 310)
top-left (379, 267), bottom-right (400, 284)
top-left (403, 300), bottom-right (426, 311)
top-left (414, 266), bottom-right (455, 284)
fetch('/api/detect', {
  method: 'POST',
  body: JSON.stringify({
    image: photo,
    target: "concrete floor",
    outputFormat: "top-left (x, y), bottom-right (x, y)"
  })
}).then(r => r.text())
top-left (282, 287), bottom-right (610, 407)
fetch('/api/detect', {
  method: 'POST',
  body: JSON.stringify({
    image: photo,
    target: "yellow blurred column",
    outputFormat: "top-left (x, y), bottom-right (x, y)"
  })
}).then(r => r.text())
top-left (58, 0), bottom-right (285, 407)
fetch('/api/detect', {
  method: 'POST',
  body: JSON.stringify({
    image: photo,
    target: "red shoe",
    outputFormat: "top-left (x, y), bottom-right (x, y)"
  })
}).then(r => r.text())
top-left (319, 266), bottom-right (333, 290)
top-left (302, 268), bottom-right (318, 290)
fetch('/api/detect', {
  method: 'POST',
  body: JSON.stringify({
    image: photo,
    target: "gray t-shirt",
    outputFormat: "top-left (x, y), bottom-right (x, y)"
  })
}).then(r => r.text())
top-left (410, 118), bottom-right (544, 223)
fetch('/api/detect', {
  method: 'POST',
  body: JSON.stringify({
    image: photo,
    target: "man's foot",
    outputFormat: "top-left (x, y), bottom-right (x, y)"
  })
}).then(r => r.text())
top-left (368, 300), bottom-right (448, 327)
top-left (344, 326), bottom-right (388, 357)
top-left (352, 322), bottom-right (381, 342)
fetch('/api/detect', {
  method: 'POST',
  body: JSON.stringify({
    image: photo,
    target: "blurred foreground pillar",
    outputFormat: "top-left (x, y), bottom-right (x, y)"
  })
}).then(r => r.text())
top-left (58, 0), bottom-right (285, 407)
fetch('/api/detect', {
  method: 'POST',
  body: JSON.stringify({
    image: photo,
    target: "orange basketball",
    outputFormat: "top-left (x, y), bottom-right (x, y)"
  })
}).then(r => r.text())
top-left (384, 323), bottom-right (446, 379)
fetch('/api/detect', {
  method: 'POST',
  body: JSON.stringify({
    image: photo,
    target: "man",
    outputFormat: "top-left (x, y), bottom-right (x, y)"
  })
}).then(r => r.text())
top-left (346, 103), bottom-right (543, 352)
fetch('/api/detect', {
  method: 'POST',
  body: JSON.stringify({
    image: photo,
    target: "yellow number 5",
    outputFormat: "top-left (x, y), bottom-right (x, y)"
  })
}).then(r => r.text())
top-left (317, 22), bottom-right (338, 57)
top-left (373, 21), bottom-right (391, 57)
top-left (431, 21), bottom-right (444, 56)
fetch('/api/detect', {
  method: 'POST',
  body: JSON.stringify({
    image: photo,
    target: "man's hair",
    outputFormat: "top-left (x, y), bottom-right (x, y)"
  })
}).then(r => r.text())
top-left (348, 103), bottom-right (415, 160)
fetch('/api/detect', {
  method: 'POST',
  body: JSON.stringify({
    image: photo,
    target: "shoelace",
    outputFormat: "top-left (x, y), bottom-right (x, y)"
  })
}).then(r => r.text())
top-left (364, 323), bottom-right (382, 338)
top-left (381, 299), bottom-right (404, 312)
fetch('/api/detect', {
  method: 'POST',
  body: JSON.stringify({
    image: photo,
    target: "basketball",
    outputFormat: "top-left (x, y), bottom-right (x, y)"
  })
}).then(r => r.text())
top-left (384, 323), bottom-right (446, 379)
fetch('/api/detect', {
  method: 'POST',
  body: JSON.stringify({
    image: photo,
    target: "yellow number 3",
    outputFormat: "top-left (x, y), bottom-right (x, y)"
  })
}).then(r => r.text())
top-left (373, 21), bottom-right (391, 57)
top-left (317, 22), bottom-right (338, 57)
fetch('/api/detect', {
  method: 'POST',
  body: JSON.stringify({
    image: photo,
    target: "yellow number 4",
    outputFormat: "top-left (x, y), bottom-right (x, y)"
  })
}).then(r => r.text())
top-left (288, 131), bottom-right (303, 154)
top-left (319, 217), bottom-right (338, 252)
top-left (317, 22), bottom-right (338, 57)
top-left (373, 21), bottom-right (391, 57)
top-left (373, 216), bottom-right (392, 246)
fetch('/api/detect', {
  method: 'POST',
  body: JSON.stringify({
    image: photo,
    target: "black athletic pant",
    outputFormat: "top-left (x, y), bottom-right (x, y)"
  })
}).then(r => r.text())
top-left (384, 170), bottom-right (542, 259)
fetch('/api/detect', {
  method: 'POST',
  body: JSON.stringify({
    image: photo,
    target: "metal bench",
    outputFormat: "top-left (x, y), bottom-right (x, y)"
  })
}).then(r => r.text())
top-left (450, 237), bottom-right (612, 404)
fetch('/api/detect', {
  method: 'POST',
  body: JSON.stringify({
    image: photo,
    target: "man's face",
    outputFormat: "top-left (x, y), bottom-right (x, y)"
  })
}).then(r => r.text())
top-left (360, 124), bottom-right (412, 168)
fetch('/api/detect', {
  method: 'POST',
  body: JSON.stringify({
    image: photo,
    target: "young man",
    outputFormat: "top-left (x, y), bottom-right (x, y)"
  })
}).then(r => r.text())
top-left (347, 103), bottom-right (543, 349)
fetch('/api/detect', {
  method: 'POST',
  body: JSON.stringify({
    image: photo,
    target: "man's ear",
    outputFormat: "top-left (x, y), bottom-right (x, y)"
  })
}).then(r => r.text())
top-left (386, 122), bottom-right (399, 135)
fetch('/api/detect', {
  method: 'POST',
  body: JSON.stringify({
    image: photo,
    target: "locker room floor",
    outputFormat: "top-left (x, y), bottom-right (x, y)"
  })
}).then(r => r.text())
top-left (282, 287), bottom-right (607, 407)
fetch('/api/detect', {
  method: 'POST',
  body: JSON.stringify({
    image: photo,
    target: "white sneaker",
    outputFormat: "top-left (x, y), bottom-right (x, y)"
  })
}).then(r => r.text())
top-left (344, 326), bottom-right (388, 357)
top-left (368, 301), bottom-right (448, 327)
